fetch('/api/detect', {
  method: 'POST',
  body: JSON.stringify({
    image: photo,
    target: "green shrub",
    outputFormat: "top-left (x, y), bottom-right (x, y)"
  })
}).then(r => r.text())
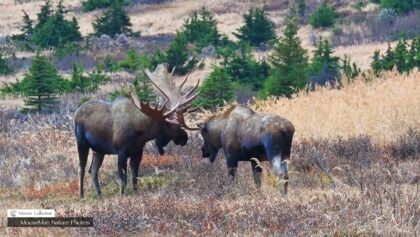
top-left (82, 0), bottom-right (128, 12)
top-left (234, 7), bottom-right (277, 46)
top-left (93, 1), bottom-right (138, 37)
top-left (309, 0), bottom-right (337, 28)
top-left (379, 0), bottom-right (420, 14)
top-left (69, 64), bottom-right (111, 93)
top-left (115, 48), bottom-right (151, 72)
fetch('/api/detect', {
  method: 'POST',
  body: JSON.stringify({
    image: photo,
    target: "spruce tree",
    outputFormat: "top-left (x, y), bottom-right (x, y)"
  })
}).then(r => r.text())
top-left (382, 43), bottom-right (395, 70)
top-left (234, 7), bottom-right (277, 47)
top-left (225, 43), bottom-right (269, 90)
top-left (22, 53), bottom-right (62, 112)
top-left (309, 0), bottom-right (337, 28)
top-left (93, 1), bottom-right (137, 37)
top-left (182, 7), bottom-right (221, 49)
top-left (32, 0), bottom-right (82, 48)
top-left (262, 12), bottom-right (308, 97)
top-left (165, 31), bottom-right (197, 75)
top-left (0, 48), bottom-right (13, 75)
top-left (21, 10), bottom-right (34, 38)
top-left (371, 50), bottom-right (383, 76)
top-left (394, 38), bottom-right (408, 73)
top-left (406, 39), bottom-right (416, 72)
top-left (35, 0), bottom-right (53, 30)
top-left (193, 66), bottom-right (234, 109)
top-left (309, 39), bottom-right (340, 88)
top-left (414, 38), bottom-right (420, 68)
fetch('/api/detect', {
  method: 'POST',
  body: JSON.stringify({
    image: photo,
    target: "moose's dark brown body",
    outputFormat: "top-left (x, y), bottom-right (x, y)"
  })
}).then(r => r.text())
top-left (200, 105), bottom-right (295, 193)
top-left (74, 97), bottom-right (187, 197)
top-left (74, 64), bottom-right (199, 197)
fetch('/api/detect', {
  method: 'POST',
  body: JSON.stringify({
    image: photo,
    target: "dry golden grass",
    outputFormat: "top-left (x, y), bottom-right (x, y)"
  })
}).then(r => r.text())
top-left (254, 70), bottom-right (420, 143)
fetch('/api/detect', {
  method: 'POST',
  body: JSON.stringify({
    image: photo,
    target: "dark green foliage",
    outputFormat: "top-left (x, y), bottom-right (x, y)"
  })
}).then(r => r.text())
top-left (371, 50), bottom-right (383, 76)
top-left (262, 12), bottom-right (308, 97)
top-left (309, 0), bottom-right (337, 28)
top-left (379, 0), bottom-right (420, 14)
top-left (182, 7), bottom-right (221, 48)
top-left (29, 0), bottom-right (82, 48)
top-left (369, 37), bottom-right (419, 76)
top-left (394, 38), bottom-right (409, 73)
top-left (82, 0), bottom-right (127, 12)
top-left (296, 0), bottom-right (306, 17)
top-left (69, 64), bottom-right (111, 93)
top-left (0, 48), bottom-right (13, 75)
top-left (21, 52), bottom-right (64, 112)
top-left (116, 48), bottom-right (151, 72)
top-left (35, 0), bottom-right (53, 30)
top-left (308, 39), bottom-right (340, 88)
top-left (234, 7), bottom-right (277, 46)
top-left (341, 55), bottom-right (361, 82)
top-left (93, 1), bottom-right (138, 37)
top-left (193, 66), bottom-right (234, 109)
top-left (164, 32), bottom-right (197, 75)
top-left (310, 39), bottom-right (340, 75)
top-left (224, 43), bottom-right (269, 91)
top-left (382, 43), bottom-right (395, 70)
top-left (20, 10), bottom-right (34, 38)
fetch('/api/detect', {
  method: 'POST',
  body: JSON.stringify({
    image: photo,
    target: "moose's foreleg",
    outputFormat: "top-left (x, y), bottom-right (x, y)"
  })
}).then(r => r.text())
top-left (226, 155), bottom-right (238, 182)
top-left (129, 151), bottom-right (141, 192)
top-left (250, 159), bottom-right (263, 188)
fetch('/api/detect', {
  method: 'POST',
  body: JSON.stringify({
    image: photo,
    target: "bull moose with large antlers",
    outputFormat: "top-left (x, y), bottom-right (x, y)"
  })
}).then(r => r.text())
top-left (74, 64), bottom-right (199, 197)
top-left (199, 105), bottom-right (295, 194)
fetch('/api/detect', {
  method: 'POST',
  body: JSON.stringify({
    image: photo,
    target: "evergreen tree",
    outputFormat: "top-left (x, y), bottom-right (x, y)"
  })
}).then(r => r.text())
top-left (296, 0), bottom-right (306, 17)
top-left (0, 48), bottom-right (13, 75)
top-left (182, 7), bottom-right (221, 49)
top-left (225, 43), bottom-right (269, 90)
top-left (93, 1), bottom-right (137, 37)
top-left (82, 0), bottom-right (122, 12)
top-left (394, 38), bottom-right (408, 73)
top-left (116, 48), bottom-right (151, 72)
top-left (309, 0), bottom-right (337, 28)
top-left (35, 0), bottom-right (53, 30)
top-left (379, 0), bottom-right (420, 14)
top-left (22, 53), bottom-right (63, 112)
top-left (340, 55), bottom-right (360, 82)
top-left (414, 38), bottom-right (420, 68)
top-left (165, 31), bottom-right (197, 75)
top-left (70, 64), bottom-right (111, 93)
top-left (32, 0), bottom-right (82, 48)
top-left (21, 10), bottom-right (34, 38)
top-left (406, 39), bottom-right (416, 71)
top-left (309, 39), bottom-right (340, 88)
top-left (262, 12), bottom-right (308, 97)
top-left (371, 50), bottom-right (383, 76)
top-left (382, 43), bottom-right (395, 70)
top-left (234, 7), bottom-right (277, 46)
top-left (193, 66), bottom-right (234, 109)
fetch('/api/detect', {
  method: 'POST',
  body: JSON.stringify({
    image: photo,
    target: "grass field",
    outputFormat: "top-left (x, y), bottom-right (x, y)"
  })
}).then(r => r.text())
top-left (0, 71), bottom-right (419, 236)
top-left (0, 0), bottom-right (419, 236)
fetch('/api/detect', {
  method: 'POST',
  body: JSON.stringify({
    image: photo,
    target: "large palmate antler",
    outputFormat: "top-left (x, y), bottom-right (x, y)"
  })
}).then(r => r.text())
top-left (130, 64), bottom-right (200, 129)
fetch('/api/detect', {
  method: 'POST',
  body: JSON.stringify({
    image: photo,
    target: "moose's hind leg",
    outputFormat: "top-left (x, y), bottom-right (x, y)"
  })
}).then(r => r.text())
top-left (90, 152), bottom-right (105, 197)
top-left (117, 150), bottom-right (128, 196)
top-left (77, 143), bottom-right (89, 198)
